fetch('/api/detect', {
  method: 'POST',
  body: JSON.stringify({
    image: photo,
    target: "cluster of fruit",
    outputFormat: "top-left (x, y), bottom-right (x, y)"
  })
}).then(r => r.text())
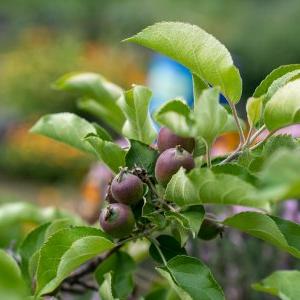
top-left (99, 127), bottom-right (196, 239)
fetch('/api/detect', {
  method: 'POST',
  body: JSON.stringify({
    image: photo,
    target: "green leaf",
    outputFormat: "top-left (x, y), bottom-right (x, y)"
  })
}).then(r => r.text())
top-left (263, 134), bottom-right (297, 156)
top-left (95, 251), bottom-right (135, 299)
top-left (43, 218), bottom-right (75, 240)
top-left (145, 286), bottom-right (180, 300)
top-left (224, 212), bottom-right (300, 258)
top-left (265, 69), bottom-right (300, 103)
top-left (264, 79), bottom-right (300, 131)
top-left (180, 206), bottom-right (205, 238)
top-left (252, 270), bottom-right (300, 300)
top-left (19, 219), bottom-right (76, 283)
top-left (198, 219), bottom-right (224, 241)
top-left (165, 168), bottom-right (269, 209)
top-left (194, 137), bottom-right (207, 157)
top-left (149, 236), bottom-right (187, 264)
top-left (193, 88), bottom-right (228, 146)
top-left (154, 99), bottom-right (194, 137)
top-left (237, 135), bottom-right (297, 173)
top-left (165, 206), bottom-right (205, 244)
top-left (118, 85), bottom-right (156, 144)
top-left (0, 249), bottom-right (28, 300)
top-left (125, 140), bottom-right (159, 176)
top-left (35, 226), bottom-right (114, 296)
top-left (253, 64), bottom-right (300, 97)
top-left (192, 74), bottom-right (209, 104)
top-left (30, 113), bottom-right (97, 155)
top-left (246, 96), bottom-right (263, 126)
top-left (92, 123), bottom-right (113, 141)
top-left (126, 22), bottom-right (242, 102)
top-left (259, 149), bottom-right (300, 199)
top-left (54, 72), bottom-right (125, 133)
top-left (85, 132), bottom-right (126, 173)
top-left (212, 163), bottom-right (258, 185)
top-left (157, 268), bottom-right (192, 300)
top-left (19, 222), bottom-right (51, 283)
top-left (99, 273), bottom-right (117, 300)
top-left (157, 255), bottom-right (225, 300)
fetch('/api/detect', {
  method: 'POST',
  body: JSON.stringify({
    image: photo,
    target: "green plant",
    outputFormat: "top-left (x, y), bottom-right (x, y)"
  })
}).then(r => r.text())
top-left (2, 21), bottom-right (300, 300)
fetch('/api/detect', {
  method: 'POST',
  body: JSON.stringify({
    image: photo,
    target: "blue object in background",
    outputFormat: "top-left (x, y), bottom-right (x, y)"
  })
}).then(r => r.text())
top-left (147, 55), bottom-right (193, 115)
top-left (147, 54), bottom-right (227, 120)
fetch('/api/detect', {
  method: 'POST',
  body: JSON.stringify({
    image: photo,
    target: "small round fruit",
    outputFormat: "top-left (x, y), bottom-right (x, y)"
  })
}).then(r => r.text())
top-left (111, 172), bottom-right (144, 205)
top-left (99, 203), bottom-right (135, 238)
top-left (157, 127), bottom-right (195, 153)
top-left (197, 219), bottom-right (224, 240)
top-left (155, 146), bottom-right (195, 186)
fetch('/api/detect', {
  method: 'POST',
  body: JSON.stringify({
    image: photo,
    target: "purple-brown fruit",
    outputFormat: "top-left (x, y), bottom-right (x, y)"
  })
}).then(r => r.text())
top-left (99, 203), bottom-right (135, 238)
top-left (155, 146), bottom-right (195, 186)
top-left (111, 172), bottom-right (144, 205)
top-left (157, 127), bottom-right (195, 153)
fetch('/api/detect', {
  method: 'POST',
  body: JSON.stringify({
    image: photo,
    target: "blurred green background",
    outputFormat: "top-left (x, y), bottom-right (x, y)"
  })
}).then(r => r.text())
top-left (0, 1), bottom-right (300, 299)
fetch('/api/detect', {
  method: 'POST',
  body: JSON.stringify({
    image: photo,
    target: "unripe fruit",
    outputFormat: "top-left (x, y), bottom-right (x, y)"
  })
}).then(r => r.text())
top-left (157, 127), bottom-right (195, 153)
top-left (155, 146), bottom-right (195, 186)
top-left (111, 172), bottom-right (144, 205)
top-left (99, 203), bottom-right (135, 238)
top-left (197, 219), bottom-right (224, 240)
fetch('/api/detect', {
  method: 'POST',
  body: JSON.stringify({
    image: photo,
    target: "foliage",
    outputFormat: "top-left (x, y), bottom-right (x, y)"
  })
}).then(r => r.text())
top-left (2, 21), bottom-right (300, 300)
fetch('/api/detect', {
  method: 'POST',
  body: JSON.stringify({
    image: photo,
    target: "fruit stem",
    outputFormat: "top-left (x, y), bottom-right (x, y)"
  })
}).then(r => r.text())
top-left (104, 206), bottom-right (113, 221)
top-left (248, 125), bottom-right (266, 146)
top-left (117, 167), bottom-right (128, 182)
top-left (175, 144), bottom-right (184, 153)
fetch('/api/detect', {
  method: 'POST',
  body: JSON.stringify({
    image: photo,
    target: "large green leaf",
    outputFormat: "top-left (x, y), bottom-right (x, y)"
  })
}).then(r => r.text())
top-left (85, 132), bottom-right (126, 173)
top-left (54, 72), bottom-right (125, 133)
top-left (264, 79), bottom-right (300, 131)
top-left (157, 255), bottom-right (225, 300)
top-left (126, 22), bottom-right (242, 102)
top-left (19, 219), bottom-right (75, 284)
top-left (0, 249), bottom-right (28, 300)
top-left (193, 87), bottom-right (228, 146)
top-left (125, 139), bottom-right (158, 176)
top-left (154, 99), bottom-right (194, 137)
top-left (259, 149), bottom-right (300, 199)
top-left (118, 85), bottom-right (156, 144)
top-left (253, 64), bottom-right (300, 97)
top-left (252, 271), bottom-right (300, 300)
top-left (35, 226), bottom-right (114, 296)
top-left (224, 212), bottom-right (300, 258)
top-left (165, 168), bottom-right (269, 209)
top-left (30, 113), bottom-right (97, 155)
top-left (95, 251), bottom-right (135, 299)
